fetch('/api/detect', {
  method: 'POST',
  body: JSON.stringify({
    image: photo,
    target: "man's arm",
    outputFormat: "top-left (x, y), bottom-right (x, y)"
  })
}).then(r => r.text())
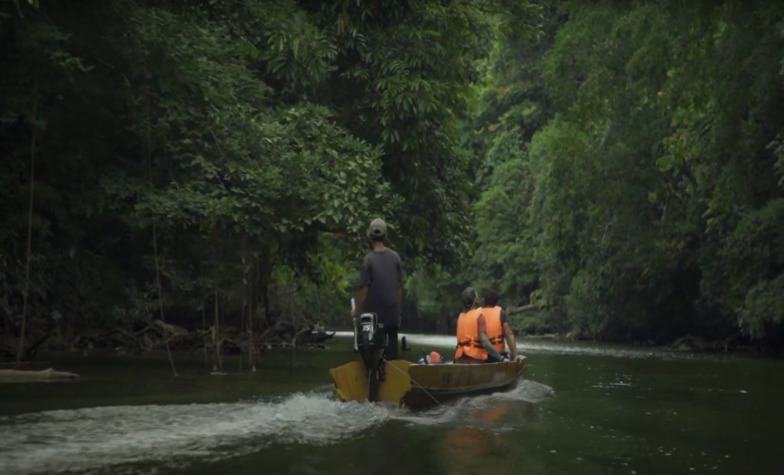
top-left (500, 309), bottom-right (518, 359)
top-left (352, 285), bottom-right (369, 318)
top-left (477, 314), bottom-right (503, 362)
top-left (479, 333), bottom-right (503, 362)
top-left (503, 322), bottom-right (518, 359)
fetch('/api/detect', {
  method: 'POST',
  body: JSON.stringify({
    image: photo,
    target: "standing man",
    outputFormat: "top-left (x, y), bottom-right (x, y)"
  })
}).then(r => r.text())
top-left (480, 289), bottom-right (519, 360)
top-left (351, 218), bottom-right (404, 363)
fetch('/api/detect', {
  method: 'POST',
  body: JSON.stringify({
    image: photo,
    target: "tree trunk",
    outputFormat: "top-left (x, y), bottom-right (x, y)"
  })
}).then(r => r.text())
top-left (201, 305), bottom-right (208, 366)
top-left (248, 270), bottom-right (256, 372)
top-left (260, 249), bottom-right (271, 324)
top-left (17, 81), bottom-right (38, 368)
top-left (0, 368), bottom-right (78, 382)
top-left (213, 290), bottom-right (222, 371)
top-left (147, 91), bottom-right (177, 378)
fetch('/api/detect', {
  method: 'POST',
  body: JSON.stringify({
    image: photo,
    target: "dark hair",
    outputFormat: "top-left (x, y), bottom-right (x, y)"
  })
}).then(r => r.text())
top-left (371, 234), bottom-right (385, 242)
top-left (461, 287), bottom-right (477, 310)
top-left (483, 288), bottom-right (499, 307)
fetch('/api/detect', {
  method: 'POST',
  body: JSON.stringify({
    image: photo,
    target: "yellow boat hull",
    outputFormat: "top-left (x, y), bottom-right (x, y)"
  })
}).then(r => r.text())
top-left (329, 357), bottom-right (526, 410)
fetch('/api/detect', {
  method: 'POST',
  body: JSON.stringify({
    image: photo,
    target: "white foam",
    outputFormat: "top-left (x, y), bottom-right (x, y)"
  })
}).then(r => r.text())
top-left (0, 377), bottom-right (556, 474)
top-left (0, 392), bottom-right (389, 474)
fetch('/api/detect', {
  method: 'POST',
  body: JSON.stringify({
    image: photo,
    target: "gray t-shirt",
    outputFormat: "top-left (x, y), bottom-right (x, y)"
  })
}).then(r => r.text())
top-left (359, 248), bottom-right (403, 325)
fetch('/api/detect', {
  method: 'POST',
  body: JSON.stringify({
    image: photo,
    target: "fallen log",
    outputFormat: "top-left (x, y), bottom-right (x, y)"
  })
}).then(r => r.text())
top-left (312, 330), bottom-right (336, 343)
top-left (0, 368), bottom-right (79, 383)
top-left (134, 324), bottom-right (164, 338)
top-left (507, 303), bottom-right (541, 315)
top-left (153, 320), bottom-right (189, 337)
top-left (291, 327), bottom-right (312, 348)
top-left (106, 329), bottom-right (145, 351)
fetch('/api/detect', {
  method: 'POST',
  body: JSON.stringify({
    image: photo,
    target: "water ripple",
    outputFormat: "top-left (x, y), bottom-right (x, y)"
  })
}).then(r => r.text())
top-left (0, 378), bottom-right (554, 474)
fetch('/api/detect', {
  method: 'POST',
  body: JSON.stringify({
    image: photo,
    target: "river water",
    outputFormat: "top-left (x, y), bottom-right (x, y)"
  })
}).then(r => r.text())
top-left (0, 334), bottom-right (780, 474)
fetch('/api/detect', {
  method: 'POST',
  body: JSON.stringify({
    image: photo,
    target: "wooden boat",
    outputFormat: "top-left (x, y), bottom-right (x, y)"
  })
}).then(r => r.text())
top-left (329, 357), bottom-right (526, 410)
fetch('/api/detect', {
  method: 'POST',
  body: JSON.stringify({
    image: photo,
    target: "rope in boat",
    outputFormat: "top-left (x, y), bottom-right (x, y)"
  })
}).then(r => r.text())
top-left (381, 355), bottom-right (442, 407)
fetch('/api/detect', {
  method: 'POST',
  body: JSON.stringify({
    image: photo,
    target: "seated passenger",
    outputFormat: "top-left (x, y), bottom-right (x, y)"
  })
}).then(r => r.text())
top-left (481, 288), bottom-right (519, 360)
top-left (454, 287), bottom-right (507, 364)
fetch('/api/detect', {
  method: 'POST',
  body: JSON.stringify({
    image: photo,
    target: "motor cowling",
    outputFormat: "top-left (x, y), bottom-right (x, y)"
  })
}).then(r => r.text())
top-left (354, 312), bottom-right (387, 353)
top-left (353, 312), bottom-right (389, 402)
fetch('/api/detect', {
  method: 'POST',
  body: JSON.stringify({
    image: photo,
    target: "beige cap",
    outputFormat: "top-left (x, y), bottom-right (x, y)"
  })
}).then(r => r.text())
top-left (368, 218), bottom-right (387, 237)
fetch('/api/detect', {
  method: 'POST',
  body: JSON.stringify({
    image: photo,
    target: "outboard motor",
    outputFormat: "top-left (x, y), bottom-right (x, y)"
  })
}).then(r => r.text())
top-left (353, 312), bottom-right (388, 402)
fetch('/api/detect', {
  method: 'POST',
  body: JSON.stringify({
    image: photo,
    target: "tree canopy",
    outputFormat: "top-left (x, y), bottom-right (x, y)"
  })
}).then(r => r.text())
top-left (1, 0), bottom-right (782, 357)
top-left (470, 0), bottom-right (783, 347)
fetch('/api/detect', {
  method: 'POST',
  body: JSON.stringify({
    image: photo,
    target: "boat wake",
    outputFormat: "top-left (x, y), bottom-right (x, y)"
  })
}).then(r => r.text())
top-left (394, 378), bottom-right (555, 428)
top-left (0, 380), bottom-right (554, 474)
top-left (0, 392), bottom-right (384, 474)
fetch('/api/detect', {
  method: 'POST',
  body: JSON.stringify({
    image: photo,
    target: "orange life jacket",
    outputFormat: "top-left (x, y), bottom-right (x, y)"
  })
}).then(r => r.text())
top-left (481, 306), bottom-right (505, 353)
top-left (455, 308), bottom-right (486, 361)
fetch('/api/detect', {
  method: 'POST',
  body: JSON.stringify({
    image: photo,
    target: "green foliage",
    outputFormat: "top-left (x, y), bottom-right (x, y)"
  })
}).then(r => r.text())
top-left (467, 0), bottom-right (564, 309)
top-left (2, 0), bottom-right (782, 351)
top-left (1, 0), bottom-right (528, 348)
top-left (470, 0), bottom-right (783, 345)
top-left (305, 0), bottom-right (538, 266)
top-left (741, 276), bottom-right (784, 340)
top-left (406, 267), bottom-right (469, 333)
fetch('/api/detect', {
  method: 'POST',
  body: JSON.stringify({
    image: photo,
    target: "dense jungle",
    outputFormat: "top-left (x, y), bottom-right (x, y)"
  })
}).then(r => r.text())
top-left (2, 0), bottom-right (782, 364)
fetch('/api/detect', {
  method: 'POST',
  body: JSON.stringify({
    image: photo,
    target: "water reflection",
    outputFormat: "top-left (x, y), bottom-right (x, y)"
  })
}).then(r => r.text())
top-left (442, 393), bottom-right (543, 475)
top-left (445, 426), bottom-right (510, 475)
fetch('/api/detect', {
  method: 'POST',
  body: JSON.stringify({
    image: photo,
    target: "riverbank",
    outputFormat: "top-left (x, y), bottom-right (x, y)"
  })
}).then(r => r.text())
top-left (3, 326), bottom-right (772, 371)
